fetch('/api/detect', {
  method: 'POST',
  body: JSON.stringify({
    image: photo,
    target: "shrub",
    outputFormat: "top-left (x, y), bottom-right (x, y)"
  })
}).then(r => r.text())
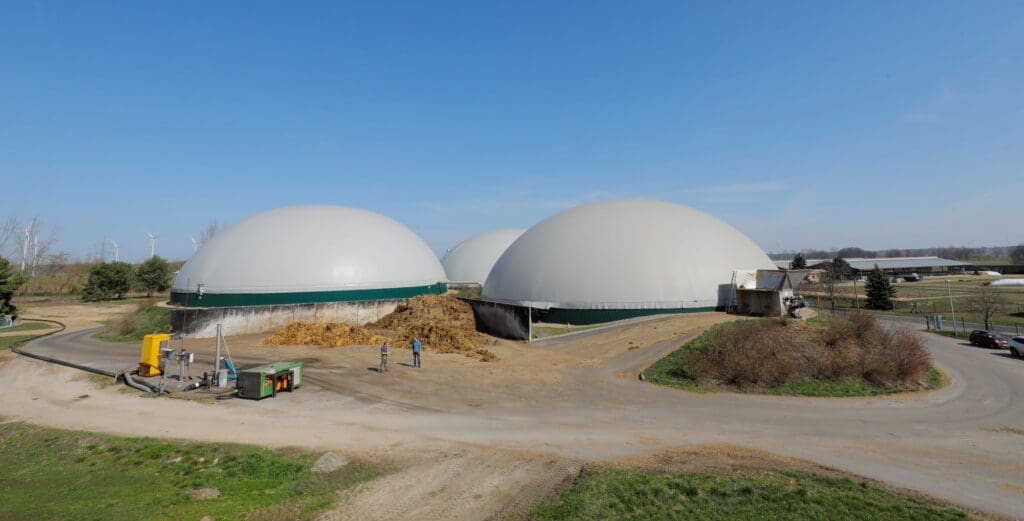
top-left (81, 262), bottom-right (134, 301)
top-left (678, 312), bottom-right (931, 391)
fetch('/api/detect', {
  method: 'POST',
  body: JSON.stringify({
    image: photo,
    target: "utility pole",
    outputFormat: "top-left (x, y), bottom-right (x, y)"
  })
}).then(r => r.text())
top-left (946, 279), bottom-right (958, 335)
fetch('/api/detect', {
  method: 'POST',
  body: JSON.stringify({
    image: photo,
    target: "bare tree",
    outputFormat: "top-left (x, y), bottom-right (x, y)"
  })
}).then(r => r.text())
top-left (198, 220), bottom-right (218, 247)
top-left (967, 285), bottom-right (1005, 331)
top-left (0, 217), bottom-right (18, 257)
top-left (820, 258), bottom-right (850, 314)
top-left (16, 218), bottom-right (58, 290)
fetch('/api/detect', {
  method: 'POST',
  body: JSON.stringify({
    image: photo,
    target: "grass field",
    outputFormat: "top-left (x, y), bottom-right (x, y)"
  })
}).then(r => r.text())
top-left (534, 468), bottom-right (970, 520)
top-left (0, 334), bottom-right (42, 349)
top-left (0, 321), bottom-right (53, 333)
top-left (95, 302), bottom-right (172, 343)
top-left (804, 276), bottom-right (1024, 329)
top-left (645, 319), bottom-right (943, 397)
top-left (0, 421), bottom-right (378, 520)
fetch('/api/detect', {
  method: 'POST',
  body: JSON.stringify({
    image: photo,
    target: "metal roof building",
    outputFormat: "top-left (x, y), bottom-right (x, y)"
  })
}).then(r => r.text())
top-left (482, 199), bottom-right (776, 324)
top-left (777, 256), bottom-right (972, 274)
top-left (170, 205), bottom-right (447, 307)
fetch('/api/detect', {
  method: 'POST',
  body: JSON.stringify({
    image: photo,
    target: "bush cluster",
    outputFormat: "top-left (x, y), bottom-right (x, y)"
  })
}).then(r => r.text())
top-left (683, 312), bottom-right (931, 390)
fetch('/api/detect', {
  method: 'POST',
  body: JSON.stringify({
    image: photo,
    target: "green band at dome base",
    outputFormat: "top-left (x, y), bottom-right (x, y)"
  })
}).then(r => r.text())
top-left (170, 283), bottom-right (447, 308)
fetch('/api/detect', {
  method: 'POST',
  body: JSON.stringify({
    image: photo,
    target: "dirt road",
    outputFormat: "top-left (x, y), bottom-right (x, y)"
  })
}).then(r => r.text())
top-left (3, 313), bottom-right (1023, 519)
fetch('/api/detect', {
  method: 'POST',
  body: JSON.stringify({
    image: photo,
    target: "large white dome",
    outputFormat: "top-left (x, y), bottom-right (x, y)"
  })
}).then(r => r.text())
top-left (171, 205), bottom-right (447, 307)
top-left (441, 229), bottom-right (525, 285)
top-left (482, 200), bottom-right (774, 311)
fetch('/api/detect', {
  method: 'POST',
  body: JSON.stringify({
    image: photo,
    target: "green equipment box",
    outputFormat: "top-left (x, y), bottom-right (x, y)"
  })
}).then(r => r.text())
top-left (236, 361), bottom-right (303, 400)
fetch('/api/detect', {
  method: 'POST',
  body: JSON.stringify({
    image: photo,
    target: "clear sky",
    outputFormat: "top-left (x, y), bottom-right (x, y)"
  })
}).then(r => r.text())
top-left (3, 1), bottom-right (1023, 262)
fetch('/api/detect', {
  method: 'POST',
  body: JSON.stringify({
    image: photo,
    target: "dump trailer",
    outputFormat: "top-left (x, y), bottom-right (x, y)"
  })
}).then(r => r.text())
top-left (236, 361), bottom-right (303, 400)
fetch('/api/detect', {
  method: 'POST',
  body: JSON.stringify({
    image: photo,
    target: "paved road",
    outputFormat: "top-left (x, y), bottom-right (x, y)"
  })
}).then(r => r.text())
top-left (11, 318), bottom-right (1024, 519)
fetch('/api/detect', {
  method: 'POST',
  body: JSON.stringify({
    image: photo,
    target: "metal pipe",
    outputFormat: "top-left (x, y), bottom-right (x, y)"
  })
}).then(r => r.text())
top-left (215, 323), bottom-right (222, 376)
top-left (122, 372), bottom-right (153, 393)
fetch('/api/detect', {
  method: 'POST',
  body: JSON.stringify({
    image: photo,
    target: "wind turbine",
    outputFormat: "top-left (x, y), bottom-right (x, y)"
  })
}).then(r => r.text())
top-left (190, 237), bottom-right (198, 253)
top-left (109, 240), bottom-right (120, 262)
top-left (146, 232), bottom-right (158, 259)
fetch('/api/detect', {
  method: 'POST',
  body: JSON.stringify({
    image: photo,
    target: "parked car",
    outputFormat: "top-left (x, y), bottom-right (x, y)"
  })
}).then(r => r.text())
top-left (1009, 337), bottom-right (1024, 358)
top-left (969, 330), bottom-right (1009, 349)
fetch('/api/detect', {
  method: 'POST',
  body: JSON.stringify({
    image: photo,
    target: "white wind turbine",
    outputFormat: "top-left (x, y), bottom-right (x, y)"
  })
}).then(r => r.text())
top-left (190, 237), bottom-right (198, 253)
top-left (109, 240), bottom-right (120, 262)
top-left (145, 231), bottom-right (158, 259)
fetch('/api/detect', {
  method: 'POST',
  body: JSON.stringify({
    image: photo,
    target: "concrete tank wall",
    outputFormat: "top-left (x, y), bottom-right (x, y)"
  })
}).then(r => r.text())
top-left (171, 299), bottom-right (403, 338)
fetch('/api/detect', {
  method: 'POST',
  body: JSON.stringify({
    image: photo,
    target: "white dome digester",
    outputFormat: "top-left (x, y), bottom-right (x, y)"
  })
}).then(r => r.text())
top-left (171, 205), bottom-right (447, 307)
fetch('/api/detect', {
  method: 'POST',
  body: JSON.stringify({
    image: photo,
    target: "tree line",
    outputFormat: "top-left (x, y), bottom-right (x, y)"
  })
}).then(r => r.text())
top-left (771, 244), bottom-right (1024, 264)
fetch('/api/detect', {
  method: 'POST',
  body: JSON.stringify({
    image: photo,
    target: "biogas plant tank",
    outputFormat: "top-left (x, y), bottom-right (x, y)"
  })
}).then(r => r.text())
top-left (481, 199), bottom-right (775, 322)
top-left (171, 205), bottom-right (447, 307)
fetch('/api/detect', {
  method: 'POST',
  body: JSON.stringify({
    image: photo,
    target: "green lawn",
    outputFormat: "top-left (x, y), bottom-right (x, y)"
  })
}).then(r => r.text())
top-left (532, 323), bottom-right (603, 339)
top-left (0, 421), bottom-right (378, 521)
top-left (534, 468), bottom-right (970, 520)
top-left (0, 334), bottom-right (43, 349)
top-left (95, 304), bottom-right (172, 343)
top-left (1, 321), bottom-right (53, 333)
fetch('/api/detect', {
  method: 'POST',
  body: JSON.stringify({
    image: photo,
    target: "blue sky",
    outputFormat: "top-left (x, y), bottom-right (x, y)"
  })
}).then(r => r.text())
top-left (3, 1), bottom-right (1023, 262)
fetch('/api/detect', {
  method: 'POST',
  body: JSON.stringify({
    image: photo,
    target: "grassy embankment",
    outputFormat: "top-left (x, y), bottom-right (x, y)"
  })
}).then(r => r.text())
top-left (0, 421), bottom-right (378, 520)
top-left (534, 468), bottom-right (970, 520)
top-left (0, 321), bottom-right (57, 349)
top-left (1, 321), bottom-right (52, 333)
top-left (95, 301), bottom-right (172, 343)
top-left (646, 314), bottom-right (943, 397)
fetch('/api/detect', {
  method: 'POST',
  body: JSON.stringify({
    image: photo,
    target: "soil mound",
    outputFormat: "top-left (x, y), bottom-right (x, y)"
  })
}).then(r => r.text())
top-left (369, 295), bottom-right (498, 362)
top-left (263, 322), bottom-right (387, 347)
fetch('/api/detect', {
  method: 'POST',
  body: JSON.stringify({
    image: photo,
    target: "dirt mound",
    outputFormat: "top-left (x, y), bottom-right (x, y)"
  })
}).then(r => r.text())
top-left (263, 322), bottom-right (388, 347)
top-left (369, 295), bottom-right (497, 362)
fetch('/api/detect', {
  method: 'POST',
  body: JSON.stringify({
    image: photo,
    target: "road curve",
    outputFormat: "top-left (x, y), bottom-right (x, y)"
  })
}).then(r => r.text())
top-left (7, 317), bottom-right (1024, 519)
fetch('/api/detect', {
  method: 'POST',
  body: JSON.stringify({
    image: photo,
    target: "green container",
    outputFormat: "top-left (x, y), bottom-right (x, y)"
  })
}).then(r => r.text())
top-left (236, 361), bottom-right (303, 400)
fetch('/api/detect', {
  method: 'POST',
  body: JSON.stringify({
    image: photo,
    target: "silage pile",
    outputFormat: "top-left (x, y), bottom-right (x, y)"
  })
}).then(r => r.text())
top-left (263, 322), bottom-right (388, 347)
top-left (368, 294), bottom-right (498, 362)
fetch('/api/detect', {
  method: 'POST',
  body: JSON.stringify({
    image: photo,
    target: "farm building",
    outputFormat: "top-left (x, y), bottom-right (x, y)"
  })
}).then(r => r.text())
top-left (774, 256), bottom-right (973, 277)
top-left (481, 199), bottom-right (776, 325)
top-left (441, 229), bottom-right (524, 286)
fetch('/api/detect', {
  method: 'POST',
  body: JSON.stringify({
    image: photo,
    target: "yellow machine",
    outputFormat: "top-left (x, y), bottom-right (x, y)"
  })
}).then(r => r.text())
top-left (139, 333), bottom-right (170, 377)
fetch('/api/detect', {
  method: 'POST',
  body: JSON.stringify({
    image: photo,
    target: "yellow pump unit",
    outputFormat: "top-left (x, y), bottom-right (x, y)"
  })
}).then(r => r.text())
top-left (139, 333), bottom-right (170, 377)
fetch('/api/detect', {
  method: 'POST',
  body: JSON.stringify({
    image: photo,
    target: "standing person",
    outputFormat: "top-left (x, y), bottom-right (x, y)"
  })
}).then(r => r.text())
top-left (379, 341), bottom-right (389, 373)
top-left (412, 337), bottom-right (422, 368)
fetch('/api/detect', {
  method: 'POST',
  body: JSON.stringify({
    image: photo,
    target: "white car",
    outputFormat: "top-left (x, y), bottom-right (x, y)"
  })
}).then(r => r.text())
top-left (1010, 337), bottom-right (1024, 358)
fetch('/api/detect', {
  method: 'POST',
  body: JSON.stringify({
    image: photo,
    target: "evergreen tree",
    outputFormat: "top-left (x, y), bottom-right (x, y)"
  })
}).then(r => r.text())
top-left (135, 256), bottom-right (172, 297)
top-left (1012, 243), bottom-right (1024, 265)
top-left (0, 257), bottom-right (27, 315)
top-left (863, 265), bottom-right (896, 310)
top-left (81, 261), bottom-right (134, 301)
top-left (790, 253), bottom-right (807, 269)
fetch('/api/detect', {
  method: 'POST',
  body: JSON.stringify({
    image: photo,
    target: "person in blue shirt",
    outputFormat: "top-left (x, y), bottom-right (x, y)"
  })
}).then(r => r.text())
top-left (411, 337), bottom-right (422, 368)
